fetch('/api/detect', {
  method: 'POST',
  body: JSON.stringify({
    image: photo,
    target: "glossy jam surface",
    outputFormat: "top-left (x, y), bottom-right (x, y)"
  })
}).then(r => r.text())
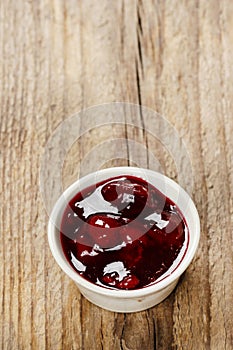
top-left (60, 175), bottom-right (189, 290)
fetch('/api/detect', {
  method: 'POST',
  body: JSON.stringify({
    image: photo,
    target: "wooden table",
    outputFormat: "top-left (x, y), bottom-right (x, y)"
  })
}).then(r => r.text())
top-left (1, 1), bottom-right (233, 349)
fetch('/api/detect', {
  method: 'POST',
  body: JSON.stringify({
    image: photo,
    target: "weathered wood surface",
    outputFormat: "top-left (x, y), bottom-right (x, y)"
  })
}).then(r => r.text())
top-left (1, 1), bottom-right (233, 349)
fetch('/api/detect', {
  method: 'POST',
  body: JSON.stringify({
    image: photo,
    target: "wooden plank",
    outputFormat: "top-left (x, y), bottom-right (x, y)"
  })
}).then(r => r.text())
top-left (1, 0), bottom-right (233, 349)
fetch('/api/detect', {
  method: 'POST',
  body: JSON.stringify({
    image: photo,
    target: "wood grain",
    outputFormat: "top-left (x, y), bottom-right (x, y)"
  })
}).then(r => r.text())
top-left (1, 0), bottom-right (233, 349)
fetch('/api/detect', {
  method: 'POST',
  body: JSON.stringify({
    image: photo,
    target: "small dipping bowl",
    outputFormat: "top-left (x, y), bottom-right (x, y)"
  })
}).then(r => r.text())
top-left (48, 167), bottom-right (200, 313)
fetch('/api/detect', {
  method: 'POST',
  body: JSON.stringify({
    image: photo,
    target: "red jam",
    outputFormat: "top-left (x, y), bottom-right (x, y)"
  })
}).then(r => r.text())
top-left (60, 175), bottom-right (189, 290)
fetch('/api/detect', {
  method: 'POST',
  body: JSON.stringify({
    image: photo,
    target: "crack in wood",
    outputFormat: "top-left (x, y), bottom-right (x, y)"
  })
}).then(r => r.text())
top-left (119, 313), bottom-right (126, 350)
top-left (135, 59), bottom-right (149, 168)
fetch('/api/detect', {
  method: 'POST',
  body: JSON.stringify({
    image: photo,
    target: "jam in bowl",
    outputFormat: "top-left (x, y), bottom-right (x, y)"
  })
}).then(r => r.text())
top-left (48, 167), bottom-right (200, 312)
top-left (60, 175), bottom-right (189, 290)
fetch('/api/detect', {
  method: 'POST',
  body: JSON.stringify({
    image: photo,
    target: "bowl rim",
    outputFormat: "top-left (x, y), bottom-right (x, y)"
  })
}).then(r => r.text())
top-left (48, 166), bottom-right (200, 298)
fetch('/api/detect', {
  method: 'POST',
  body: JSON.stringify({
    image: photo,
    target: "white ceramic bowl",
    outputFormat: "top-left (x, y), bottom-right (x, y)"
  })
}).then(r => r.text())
top-left (48, 167), bottom-right (200, 313)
